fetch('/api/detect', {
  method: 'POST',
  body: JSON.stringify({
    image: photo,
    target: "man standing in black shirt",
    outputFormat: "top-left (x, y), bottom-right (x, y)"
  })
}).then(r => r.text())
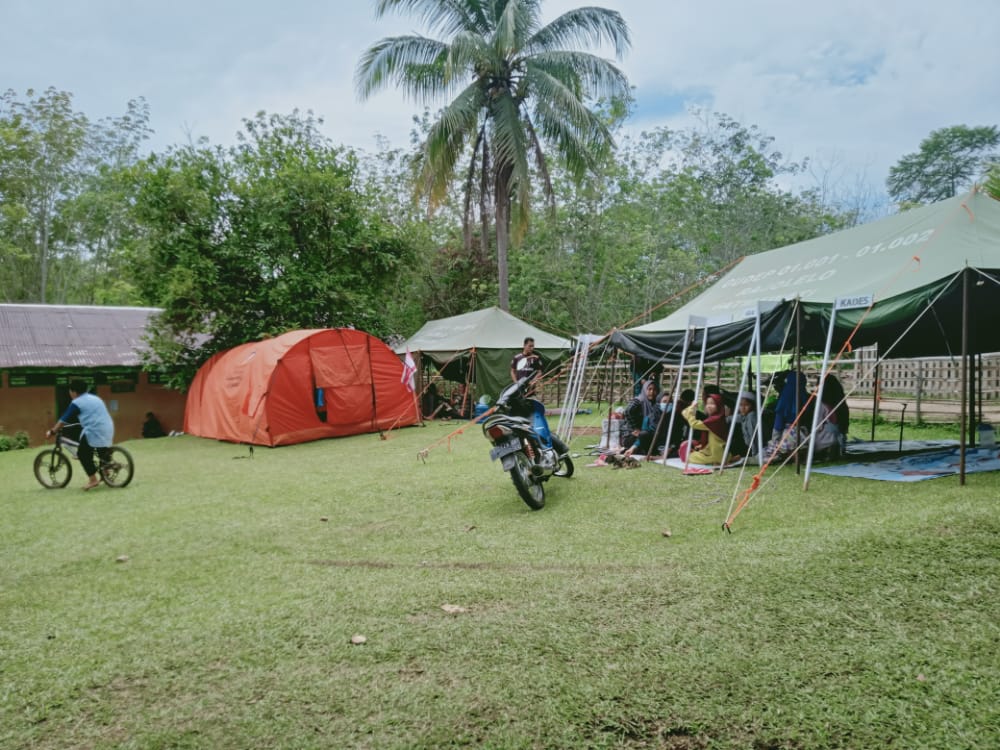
top-left (510, 337), bottom-right (544, 383)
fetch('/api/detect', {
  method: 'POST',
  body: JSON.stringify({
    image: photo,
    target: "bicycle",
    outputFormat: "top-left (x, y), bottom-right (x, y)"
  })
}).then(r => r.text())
top-left (33, 425), bottom-right (135, 489)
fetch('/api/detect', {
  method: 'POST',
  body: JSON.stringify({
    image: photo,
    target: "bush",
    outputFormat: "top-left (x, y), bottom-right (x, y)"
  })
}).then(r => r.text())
top-left (0, 430), bottom-right (30, 452)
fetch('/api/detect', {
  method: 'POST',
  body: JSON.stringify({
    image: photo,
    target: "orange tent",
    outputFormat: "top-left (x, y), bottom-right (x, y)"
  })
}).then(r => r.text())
top-left (184, 329), bottom-right (420, 446)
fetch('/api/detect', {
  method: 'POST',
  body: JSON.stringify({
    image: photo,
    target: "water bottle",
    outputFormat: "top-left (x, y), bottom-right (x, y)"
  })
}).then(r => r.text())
top-left (977, 422), bottom-right (995, 450)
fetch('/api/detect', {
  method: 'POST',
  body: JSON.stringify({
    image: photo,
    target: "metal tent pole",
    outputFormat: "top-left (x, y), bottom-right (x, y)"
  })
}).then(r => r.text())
top-left (960, 267), bottom-right (969, 485)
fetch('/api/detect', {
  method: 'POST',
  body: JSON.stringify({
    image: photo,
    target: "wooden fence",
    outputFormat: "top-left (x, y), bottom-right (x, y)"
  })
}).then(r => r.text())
top-left (540, 350), bottom-right (1000, 424)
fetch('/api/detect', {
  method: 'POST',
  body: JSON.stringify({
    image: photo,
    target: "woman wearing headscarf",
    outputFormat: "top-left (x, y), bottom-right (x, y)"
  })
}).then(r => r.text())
top-left (812, 374), bottom-right (849, 459)
top-left (764, 370), bottom-right (813, 460)
top-left (771, 370), bottom-right (809, 440)
top-left (622, 380), bottom-right (659, 455)
top-left (731, 391), bottom-right (759, 458)
top-left (680, 393), bottom-right (729, 465)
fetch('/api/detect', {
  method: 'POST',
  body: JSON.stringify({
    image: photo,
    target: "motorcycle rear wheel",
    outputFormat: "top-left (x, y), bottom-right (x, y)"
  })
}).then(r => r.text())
top-left (509, 451), bottom-right (545, 510)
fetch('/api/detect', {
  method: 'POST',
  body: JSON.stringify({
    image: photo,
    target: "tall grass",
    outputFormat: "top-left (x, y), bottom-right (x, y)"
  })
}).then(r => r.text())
top-left (1, 419), bottom-right (997, 749)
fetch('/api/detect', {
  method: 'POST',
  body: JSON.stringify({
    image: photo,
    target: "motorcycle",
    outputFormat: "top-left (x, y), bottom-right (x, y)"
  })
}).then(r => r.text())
top-left (481, 374), bottom-right (574, 510)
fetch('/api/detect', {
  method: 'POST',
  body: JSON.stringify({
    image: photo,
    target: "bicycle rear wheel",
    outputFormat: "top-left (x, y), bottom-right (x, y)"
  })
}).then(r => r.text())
top-left (34, 449), bottom-right (72, 489)
top-left (100, 446), bottom-right (134, 488)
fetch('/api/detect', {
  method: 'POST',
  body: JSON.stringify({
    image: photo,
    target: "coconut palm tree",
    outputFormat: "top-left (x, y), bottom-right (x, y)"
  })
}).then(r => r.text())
top-left (356, 0), bottom-right (630, 310)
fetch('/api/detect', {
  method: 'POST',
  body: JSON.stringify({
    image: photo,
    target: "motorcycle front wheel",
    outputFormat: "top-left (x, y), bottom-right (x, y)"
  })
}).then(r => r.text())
top-left (551, 436), bottom-right (574, 478)
top-left (554, 455), bottom-right (575, 478)
top-left (509, 451), bottom-right (545, 510)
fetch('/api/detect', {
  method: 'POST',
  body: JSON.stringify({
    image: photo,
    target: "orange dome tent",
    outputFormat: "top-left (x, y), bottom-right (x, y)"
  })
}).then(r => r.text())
top-left (184, 329), bottom-right (420, 446)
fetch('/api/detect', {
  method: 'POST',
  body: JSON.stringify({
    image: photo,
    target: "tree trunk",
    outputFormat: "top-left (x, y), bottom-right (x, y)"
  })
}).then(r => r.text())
top-left (494, 168), bottom-right (512, 311)
top-left (39, 196), bottom-right (50, 304)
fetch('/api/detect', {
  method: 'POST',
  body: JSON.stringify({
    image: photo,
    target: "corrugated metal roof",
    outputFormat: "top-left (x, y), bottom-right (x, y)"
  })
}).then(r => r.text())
top-left (0, 304), bottom-right (161, 368)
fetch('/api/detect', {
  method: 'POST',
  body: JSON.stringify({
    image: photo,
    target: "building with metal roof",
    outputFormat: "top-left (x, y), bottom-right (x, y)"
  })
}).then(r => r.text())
top-left (0, 304), bottom-right (187, 446)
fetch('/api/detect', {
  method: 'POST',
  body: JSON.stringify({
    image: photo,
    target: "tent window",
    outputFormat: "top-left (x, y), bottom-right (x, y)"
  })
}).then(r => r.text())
top-left (310, 345), bottom-right (372, 388)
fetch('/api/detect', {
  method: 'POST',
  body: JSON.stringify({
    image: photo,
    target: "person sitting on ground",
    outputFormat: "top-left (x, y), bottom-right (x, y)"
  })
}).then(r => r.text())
top-left (764, 370), bottom-right (812, 460)
top-left (811, 374), bottom-right (849, 460)
top-left (634, 387), bottom-right (694, 459)
top-left (666, 389), bottom-right (696, 456)
top-left (422, 383), bottom-right (458, 420)
top-left (450, 388), bottom-right (470, 420)
top-left (679, 393), bottom-right (729, 465)
top-left (622, 379), bottom-right (659, 456)
top-left (142, 411), bottom-right (166, 438)
top-left (729, 392), bottom-right (758, 459)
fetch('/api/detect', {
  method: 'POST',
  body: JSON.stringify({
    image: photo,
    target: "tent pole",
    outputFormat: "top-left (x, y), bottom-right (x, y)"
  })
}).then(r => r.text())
top-left (414, 351), bottom-right (424, 425)
top-left (605, 352), bottom-right (618, 451)
top-left (804, 304), bottom-right (838, 490)
top-left (683, 319), bottom-right (710, 473)
top-left (977, 352), bottom-right (983, 432)
top-left (969, 349), bottom-right (977, 446)
top-left (720, 323), bottom-right (758, 475)
top-left (870, 355), bottom-right (880, 442)
top-left (660, 322), bottom-right (694, 469)
top-left (416, 352), bottom-right (426, 424)
top-left (755, 304), bottom-right (766, 462)
top-left (960, 267), bottom-right (969, 485)
top-left (795, 299), bottom-right (802, 474)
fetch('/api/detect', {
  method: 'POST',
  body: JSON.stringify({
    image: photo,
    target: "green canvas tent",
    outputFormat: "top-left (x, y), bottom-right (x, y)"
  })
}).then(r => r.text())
top-left (612, 188), bottom-right (1000, 363)
top-left (396, 307), bottom-right (572, 399)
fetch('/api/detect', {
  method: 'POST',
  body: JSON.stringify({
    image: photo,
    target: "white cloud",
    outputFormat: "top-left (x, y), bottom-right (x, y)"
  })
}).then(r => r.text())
top-left (3, 0), bottom-right (997, 195)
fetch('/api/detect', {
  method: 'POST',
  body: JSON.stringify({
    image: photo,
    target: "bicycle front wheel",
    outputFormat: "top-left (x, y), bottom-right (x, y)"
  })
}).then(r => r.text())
top-left (34, 449), bottom-right (72, 489)
top-left (100, 446), bottom-right (134, 488)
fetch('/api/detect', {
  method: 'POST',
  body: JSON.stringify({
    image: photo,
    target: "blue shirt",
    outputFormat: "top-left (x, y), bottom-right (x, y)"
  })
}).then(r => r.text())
top-left (60, 392), bottom-right (114, 447)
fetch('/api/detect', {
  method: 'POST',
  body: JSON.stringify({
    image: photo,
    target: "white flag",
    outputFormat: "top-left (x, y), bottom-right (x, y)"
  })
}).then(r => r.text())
top-left (401, 348), bottom-right (416, 392)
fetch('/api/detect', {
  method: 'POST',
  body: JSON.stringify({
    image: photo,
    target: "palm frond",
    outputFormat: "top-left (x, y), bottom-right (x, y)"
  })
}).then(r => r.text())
top-left (489, 92), bottom-right (531, 233)
top-left (522, 62), bottom-right (593, 132)
top-left (522, 112), bottom-right (555, 210)
top-left (447, 30), bottom-right (491, 78)
top-left (463, 125), bottom-right (486, 250)
top-left (528, 50), bottom-right (630, 102)
top-left (355, 36), bottom-right (451, 101)
top-left (527, 67), bottom-right (616, 177)
top-left (493, 0), bottom-right (541, 56)
top-left (375, 0), bottom-right (491, 37)
top-left (421, 82), bottom-right (487, 205)
top-left (525, 7), bottom-right (630, 58)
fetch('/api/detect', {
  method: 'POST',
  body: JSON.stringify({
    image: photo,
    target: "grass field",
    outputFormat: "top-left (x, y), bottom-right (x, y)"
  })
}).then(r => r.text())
top-left (2, 415), bottom-right (998, 749)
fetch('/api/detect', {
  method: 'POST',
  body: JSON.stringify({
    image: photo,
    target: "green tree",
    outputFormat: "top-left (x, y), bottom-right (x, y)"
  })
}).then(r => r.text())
top-left (0, 88), bottom-right (87, 302)
top-left (887, 124), bottom-right (1000, 205)
top-left (986, 162), bottom-right (1000, 201)
top-left (58, 98), bottom-right (154, 305)
top-left (0, 88), bottom-right (151, 303)
top-left (356, 0), bottom-right (631, 311)
top-left (129, 111), bottom-right (415, 387)
top-left (511, 112), bottom-right (847, 334)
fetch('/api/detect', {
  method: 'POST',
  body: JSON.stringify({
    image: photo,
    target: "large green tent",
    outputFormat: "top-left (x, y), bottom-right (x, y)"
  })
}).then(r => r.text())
top-left (612, 188), bottom-right (1000, 363)
top-left (396, 307), bottom-right (572, 399)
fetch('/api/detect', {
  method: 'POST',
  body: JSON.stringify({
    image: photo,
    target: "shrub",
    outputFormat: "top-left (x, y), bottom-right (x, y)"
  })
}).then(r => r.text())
top-left (0, 430), bottom-right (30, 452)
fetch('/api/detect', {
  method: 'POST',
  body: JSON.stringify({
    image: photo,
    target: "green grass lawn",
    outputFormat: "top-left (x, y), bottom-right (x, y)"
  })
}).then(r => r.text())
top-left (1, 418), bottom-right (997, 749)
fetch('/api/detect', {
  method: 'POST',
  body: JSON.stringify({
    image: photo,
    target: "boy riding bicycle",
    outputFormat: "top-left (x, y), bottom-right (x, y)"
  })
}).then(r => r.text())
top-left (46, 378), bottom-right (115, 491)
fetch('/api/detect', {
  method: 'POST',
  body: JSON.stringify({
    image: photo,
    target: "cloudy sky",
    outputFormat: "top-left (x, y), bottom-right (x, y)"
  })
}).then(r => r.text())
top-left (3, 0), bottom-right (998, 198)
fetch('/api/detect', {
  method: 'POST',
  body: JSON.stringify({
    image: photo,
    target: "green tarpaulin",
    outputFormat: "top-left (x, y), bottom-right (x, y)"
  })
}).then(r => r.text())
top-left (396, 307), bottom-right (572, 399)
top-left (613, 189), bottom-right (1000, 363)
